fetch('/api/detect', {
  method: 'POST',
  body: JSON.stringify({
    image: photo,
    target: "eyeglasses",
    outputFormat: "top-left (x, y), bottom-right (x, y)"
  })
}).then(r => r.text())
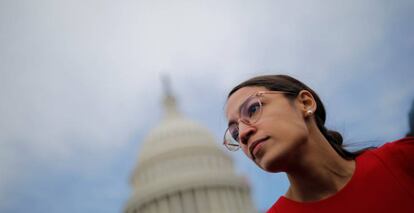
top-left (223, 91), bottom-right (295, 151)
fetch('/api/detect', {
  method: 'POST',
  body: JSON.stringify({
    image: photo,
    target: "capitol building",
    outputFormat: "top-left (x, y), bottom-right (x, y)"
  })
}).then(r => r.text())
top-left (124, 84), bottom-right (257, 213)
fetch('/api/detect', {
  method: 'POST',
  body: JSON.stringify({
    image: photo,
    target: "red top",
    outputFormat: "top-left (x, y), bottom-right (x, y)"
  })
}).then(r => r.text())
top-left (267, 137), bottom-right (414, 213)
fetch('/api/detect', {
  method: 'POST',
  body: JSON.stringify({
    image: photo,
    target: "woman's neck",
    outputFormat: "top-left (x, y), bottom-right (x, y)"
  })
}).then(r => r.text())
top-left (284, 130), bottom-right (356, 202)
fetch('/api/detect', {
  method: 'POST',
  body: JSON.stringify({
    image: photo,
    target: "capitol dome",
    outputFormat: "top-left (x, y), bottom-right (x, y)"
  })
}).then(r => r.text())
top-left (125, 82), bottom-right (256, 213)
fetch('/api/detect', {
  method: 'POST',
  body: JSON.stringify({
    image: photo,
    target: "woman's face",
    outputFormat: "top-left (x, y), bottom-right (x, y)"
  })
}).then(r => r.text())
top-left (225, 86), bottom-right (311, 172)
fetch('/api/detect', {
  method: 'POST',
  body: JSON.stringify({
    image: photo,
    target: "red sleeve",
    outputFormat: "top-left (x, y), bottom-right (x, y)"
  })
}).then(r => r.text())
top-left (374, 137), bottom-right (414, 199)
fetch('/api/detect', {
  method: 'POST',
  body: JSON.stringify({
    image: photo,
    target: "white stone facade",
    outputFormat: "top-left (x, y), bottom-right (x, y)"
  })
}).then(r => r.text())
top-left (125, 91), bottom-right (256, 213)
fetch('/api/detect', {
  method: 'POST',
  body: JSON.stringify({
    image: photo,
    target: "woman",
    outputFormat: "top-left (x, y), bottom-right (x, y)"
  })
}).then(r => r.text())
top-left (223, 75), bottom-right (414, 213)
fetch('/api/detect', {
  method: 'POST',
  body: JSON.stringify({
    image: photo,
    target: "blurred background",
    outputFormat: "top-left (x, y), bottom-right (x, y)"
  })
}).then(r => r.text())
top-left (1, 0), bottom-right (413, 212)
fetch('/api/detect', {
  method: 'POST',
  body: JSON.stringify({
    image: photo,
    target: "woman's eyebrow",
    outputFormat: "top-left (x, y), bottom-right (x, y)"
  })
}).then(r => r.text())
top-left (227, 120), bottom-right (236, 127)
top-left (226, 92), bottom-right (256, 127)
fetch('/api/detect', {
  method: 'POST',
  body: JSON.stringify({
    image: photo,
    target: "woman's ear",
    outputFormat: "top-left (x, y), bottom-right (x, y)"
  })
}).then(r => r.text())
top-left (297, 90), bottom-right (317, 117)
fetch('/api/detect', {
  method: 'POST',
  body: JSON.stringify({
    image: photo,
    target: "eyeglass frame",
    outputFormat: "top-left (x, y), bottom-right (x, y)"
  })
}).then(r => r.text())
top-left (223, 90), bottom-right (296, 151)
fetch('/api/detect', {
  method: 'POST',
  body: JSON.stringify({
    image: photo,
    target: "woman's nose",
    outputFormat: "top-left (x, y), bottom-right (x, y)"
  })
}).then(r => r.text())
top-left (238, 122), bottom-right (256, 145)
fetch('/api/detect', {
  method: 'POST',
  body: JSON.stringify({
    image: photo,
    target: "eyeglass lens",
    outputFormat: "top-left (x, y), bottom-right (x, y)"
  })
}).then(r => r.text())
top-left (226, 96), bottom-right (262, 145)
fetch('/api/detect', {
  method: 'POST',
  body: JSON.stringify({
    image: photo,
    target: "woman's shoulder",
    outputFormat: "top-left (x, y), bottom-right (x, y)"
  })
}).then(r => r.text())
top-left (368, 136), bottom-right (414, 198)
top-left (368, 136), bottom-right (414, 167)
top-left (382, 136), bottom-right (414, 146)
top-left (372, 136), bottom-right (414, 157)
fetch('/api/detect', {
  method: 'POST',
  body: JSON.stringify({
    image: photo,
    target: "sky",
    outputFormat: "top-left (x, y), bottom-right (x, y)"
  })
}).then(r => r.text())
top-left (1, 0), bottom-right (413, 212)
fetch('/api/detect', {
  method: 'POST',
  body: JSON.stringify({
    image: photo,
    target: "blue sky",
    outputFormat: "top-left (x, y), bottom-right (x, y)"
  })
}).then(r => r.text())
top-left (1, 0), bottom-right (413, 212)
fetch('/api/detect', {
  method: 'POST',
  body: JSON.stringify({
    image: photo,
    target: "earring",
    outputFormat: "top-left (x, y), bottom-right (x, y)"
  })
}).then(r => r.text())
top-left (306, 110), bottom-right (313, 116)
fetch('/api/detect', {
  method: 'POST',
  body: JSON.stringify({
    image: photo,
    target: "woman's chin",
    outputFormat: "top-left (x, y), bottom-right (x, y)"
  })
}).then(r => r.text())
top-left (255, 156), bottom-right (282, 173)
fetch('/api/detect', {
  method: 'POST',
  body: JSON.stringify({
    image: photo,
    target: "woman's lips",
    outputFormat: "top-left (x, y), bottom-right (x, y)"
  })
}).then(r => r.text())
top-left (249, 136), bottom-right (269, 159)
top-left (252, 142), bottom-right (265, 156)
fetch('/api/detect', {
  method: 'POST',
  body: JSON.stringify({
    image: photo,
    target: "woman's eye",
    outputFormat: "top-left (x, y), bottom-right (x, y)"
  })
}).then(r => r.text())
top-left (228, 125), bottom-right (239, 141)
top-left (231, 130), bottom-right (239, 141)
top-left (247, 102), bottom-right (260, 117)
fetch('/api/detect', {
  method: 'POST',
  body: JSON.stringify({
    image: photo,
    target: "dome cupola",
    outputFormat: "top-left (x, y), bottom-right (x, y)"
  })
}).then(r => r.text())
top-left (125, 77), bottom-right (257, 213)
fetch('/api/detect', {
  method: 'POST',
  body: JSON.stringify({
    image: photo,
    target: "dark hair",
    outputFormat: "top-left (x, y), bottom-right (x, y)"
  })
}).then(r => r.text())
top-left (407, 100), bottom-right (414, 137)
top-left (228, 74), bottom-right (362, 160)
